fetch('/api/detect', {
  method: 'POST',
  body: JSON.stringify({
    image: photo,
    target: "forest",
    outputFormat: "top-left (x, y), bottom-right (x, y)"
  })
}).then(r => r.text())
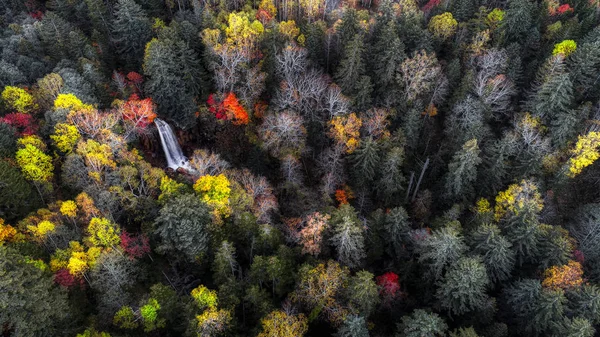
top-left (3, 0), bottom-right (600, 335)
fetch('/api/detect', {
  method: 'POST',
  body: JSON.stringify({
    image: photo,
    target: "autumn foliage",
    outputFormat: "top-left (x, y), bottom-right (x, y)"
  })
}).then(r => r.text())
top-left (120, 231), bottom-right (150, 259)
top-left (0, 113), bottom-right (38, 136)
top-left (542, 260), bottom-right (584, 290)
top-left (377, 272), bottom-right (401, 303)
top-left (207, 92), bottom-right (249, 125)
top-left (121, 94), bottom-right (156, 128)
top-left (335, 185), bottom-right (354, 205)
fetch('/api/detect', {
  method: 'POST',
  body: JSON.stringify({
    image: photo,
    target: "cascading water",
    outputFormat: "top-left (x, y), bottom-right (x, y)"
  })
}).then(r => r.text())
top-left (155, 118), bottom-right (193, 171)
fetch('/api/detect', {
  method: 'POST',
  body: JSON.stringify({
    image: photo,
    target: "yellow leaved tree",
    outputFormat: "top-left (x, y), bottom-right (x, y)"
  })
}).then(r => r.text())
top-left (567, 131), bottom-right (600, 177)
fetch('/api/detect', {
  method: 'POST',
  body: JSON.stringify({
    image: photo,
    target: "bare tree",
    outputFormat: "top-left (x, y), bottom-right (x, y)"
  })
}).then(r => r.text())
top-left (259, 110), bottom-right (307, 158)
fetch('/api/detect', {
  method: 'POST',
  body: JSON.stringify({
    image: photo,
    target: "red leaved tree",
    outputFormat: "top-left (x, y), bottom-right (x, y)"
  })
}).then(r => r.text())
top-left (377, 272), bottom-right (401, 304)
top-left (0, 113), bottom-right (38, 136)
top-left (207, 92), bottom-right (250, 125)
top-left (120, 94), bottom-right (156, 140)
top-left (120, 230), bottom-right (150, 259)
top-left (54, 268), bottom-right (84, 288)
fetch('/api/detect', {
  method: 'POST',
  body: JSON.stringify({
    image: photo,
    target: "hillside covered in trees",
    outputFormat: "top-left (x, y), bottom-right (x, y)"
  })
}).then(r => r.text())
top-left (4, 0), bottom-right (600, 336)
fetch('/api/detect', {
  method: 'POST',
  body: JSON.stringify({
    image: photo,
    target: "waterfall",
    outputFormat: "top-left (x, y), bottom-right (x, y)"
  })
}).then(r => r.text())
top-left (155, 118), bottom-right (192, 171)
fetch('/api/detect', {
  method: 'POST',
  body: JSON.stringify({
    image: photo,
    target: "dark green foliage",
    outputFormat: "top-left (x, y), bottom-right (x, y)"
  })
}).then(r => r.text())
top-left (569, 42), bottom-right (600, 101)
top-left (451, 0), bottom-right (479, 21)
top-left (330, 204), bottom-right (366, 268)
top-left (501, 0), bottom-right (536, 43)
top-left (371, 21), bottom-right (406, 104)
top-left (436, 257), bottom-right (490, 315)
top-left (385, 206), bottom-right (411, 256)
top-left (346, 270), bottom-right (380, 317)
top-left (336, 315), bottom-right (369, 337)
top-left (0, 246), bottom-right (70, 336)
top-left (566, 285), bottom-right (600, 325)
top-left (376, 146), bottom-right (406, 203)
top-left (553, 317), bottom-right (595, 337)
top-left (112, 0), bottom-right (152, 68)
top-left (4, 0), bottom-right (600, 335)
top-left (469, 224), bottom-right (515, 283)
top-left (350, 136), bottom-right (380, 185)
top-left (444, 139), bottom-right (482, 202)
top-left (416, 223), bottom-right (467, 279)
top-left (396, 309), bottom-right (448, 337)
top-left (0, 160), bottom-right (38, 221)
top-left (505, 279), bottom-right (567, 336)
top-left (335, 34), bottom-right (372, 109)
top-left (0, 123), bottom-right (16, 157)
top-left (526, 57), bottom-right (577, 147)
top-left (536, 225), bottom-right (573, 270)
top-left (143, 32), bottom-right (200, 129)
top-left (154, 194), bottom-right (211, 261)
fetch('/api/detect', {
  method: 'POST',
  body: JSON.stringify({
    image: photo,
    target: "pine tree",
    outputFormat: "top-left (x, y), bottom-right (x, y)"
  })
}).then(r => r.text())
top-left (335, 34), bottom-right (369, 108)
top-left (371, 21), bottom-right (406, 105)
top-left (143, 37), bottom-right (198, 129)
top-left (154, 194), bottom-right (211, 261)
top-left (396, 309), bottom-right (448, 337)
top-left (330, 204), bottom-right (366, 268)
top-left (385, 207), bottom-right (411, 256)
top-left (350, 136), bottom-right (380, 185)
top-left (112, 0), bottom-right (152, 68)
top-left (469, 223), bottom-right (515, 283)
top-left (444, 139), bottom-right (482, 202)
top-left (417, 223), bottom-right (467, 279)
top-left (0, 246), bottom-right (70, 336)
top-left (436, 256), bottom-right (490, 315)
top-left (346, 270), bottom-right (380, 317)
top-left (336, 315), bottom-right (369, 337)
top-left (567, 284), bottom-right (600, 324)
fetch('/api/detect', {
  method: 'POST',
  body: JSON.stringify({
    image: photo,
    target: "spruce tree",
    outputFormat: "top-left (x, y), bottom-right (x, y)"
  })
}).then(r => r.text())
top-left (417, 222), bottom-right (467, 279)
top-left (336, 315), bottom-right (369, 337)
top-left (350, 136), bottom-right (380, 185)
top-left (0, 246), bottom-right (70, 336)
top-left (469, 223), bottom-right (515, 283)
top-left (112, 0), bottom-right (152, 68)
top-left (330, 204), bottom-right (366, 268)
top-left (335, 34), bottom-right (369, 109)
top-left (376, 146), bottom-right (406, 204)
top-left (371, 21), bottom-right (406, 104)
top-left (154, 194), bottom-right (211, 261)
top-left (396, 309), bottom-right (448, 337)
top-left (385, 207), bottom-right (411, 256)
top-left (567, 284), bottom-right (600, 325)
top-left (436, 256), bottom-right (490, 315)
top-left (143, 36), bottom-right (198, 129)
top-left (444, 139), bottom-right (482, 202)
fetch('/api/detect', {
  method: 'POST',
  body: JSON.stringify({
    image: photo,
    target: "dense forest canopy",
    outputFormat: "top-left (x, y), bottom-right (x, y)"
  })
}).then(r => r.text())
top-left (3, 0), bottom-right (600, 336)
